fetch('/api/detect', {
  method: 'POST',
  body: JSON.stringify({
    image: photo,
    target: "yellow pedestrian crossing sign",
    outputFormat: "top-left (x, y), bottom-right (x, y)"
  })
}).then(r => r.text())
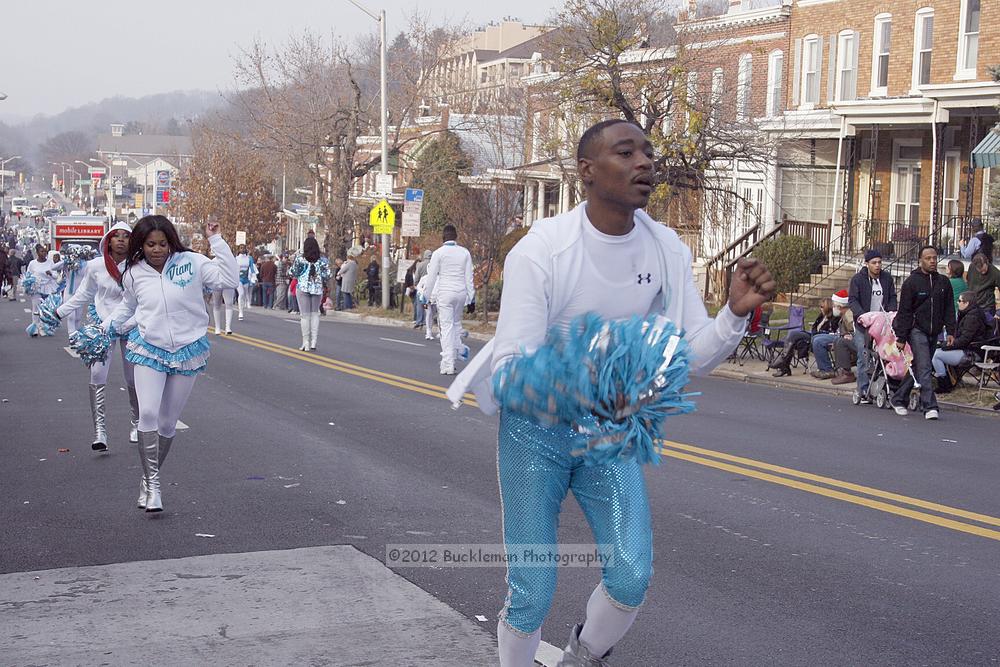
top-left (369, 199), bottom-right (395, 234)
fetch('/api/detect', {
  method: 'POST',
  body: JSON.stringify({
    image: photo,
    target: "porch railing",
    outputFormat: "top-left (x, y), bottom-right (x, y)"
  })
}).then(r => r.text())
top-left (702, 221), bottom-right (785, 302)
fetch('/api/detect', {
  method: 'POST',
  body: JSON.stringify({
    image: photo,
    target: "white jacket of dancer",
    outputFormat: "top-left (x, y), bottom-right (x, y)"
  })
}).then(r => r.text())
top-left (57, 222), bottom-right (132, 322)
top-left (106, 234), bottom-right (239, 352)
top-left (27, 256), bottom-right (60, 295)
top-left (446, 202), bottom-right (747, 414)
top-left (424, 241), bottom-right (475, 305)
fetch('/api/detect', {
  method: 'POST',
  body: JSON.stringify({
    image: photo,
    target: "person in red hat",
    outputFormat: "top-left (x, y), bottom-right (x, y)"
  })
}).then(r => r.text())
top-left (810, 289), bottom-right (850, 379)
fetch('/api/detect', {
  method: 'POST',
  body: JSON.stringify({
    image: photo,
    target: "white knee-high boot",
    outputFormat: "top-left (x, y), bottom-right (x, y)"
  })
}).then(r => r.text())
top-left (498, 621), bottom-right (541, 667)
top-left (225, 308), bottom-right (233, 334)
top-left (213, 305), bottom-right (223, 334)
top-left (299, 316), bottom-right (310, 351)
top-left (310, 312), bottom-right (320, 349)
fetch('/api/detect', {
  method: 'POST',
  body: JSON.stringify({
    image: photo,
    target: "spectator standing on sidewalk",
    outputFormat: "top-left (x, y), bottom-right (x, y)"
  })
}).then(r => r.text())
top-left (947, 259), bottom-right (968, 315)
top-left (966, 253), bottom-right (1000, 316)
top-left (931, 291), bottom-right (988, 393)
top-left (274, 254), bottom-right (288, 310)
top-left (337, 252), bottom-right (358, 310)
top-left (258, 254), bottom-right (277, 309)
top-left (891, 245), bottom-right (955, 420)
top-left (365, 258), bottom-right (380, 306)
top-left (959, 220), bottom-right (994, 261)
top-left (847, 249), bottom-right (897, 397)
top-left (6, 247), bottom-right (23, 301)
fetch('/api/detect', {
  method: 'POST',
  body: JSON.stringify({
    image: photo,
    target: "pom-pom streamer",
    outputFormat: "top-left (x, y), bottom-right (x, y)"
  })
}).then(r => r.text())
top-left (20, 273), bottom-right (37, 296)
top-left (37, 294), bottom-right (63, 334)
top-left (493, 313), bottom-right (698, 465)
top-left (70, 324), bottom-right (114, 367)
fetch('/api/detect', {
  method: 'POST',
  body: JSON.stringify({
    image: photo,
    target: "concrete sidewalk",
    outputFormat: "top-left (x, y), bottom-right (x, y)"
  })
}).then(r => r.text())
top-left (0, 545), bottom-right (498, 666)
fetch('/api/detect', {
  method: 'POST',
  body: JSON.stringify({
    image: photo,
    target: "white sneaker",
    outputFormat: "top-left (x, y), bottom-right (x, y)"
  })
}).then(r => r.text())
top-left (440, 365), bottom-right (456, 375)
top-left (925, 409), bottom-right (939, 420)
top-left (892, 405), bottom-right (908, 416)
top-left (425, 334), bottom-right (434, 340)
top-left (215, 327), bottom-right (222, 335)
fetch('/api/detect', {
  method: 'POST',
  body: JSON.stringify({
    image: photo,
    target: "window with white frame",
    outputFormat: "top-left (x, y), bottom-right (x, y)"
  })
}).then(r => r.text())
top-left (871, 14), bottom-right (892, 95)
top-left (766, 50), bottom-right (783, 116)
top-left (835, 31), bottom-right (857, 101)
top-left (711, 68), bottom-right (724, 125)
top-left (737, 54), bottom-right (752, 121)
top-left (957, 0), bottom-right (980, 78)
top-left (780, 168), bottom-right (837, 222)
top-left (913, 9), bottom-right (934, 87)
top-left (801, 35), bottom-right (821, 106)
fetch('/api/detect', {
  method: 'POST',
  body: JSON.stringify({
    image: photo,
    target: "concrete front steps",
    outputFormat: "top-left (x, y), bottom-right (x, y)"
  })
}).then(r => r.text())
top-left (788, 254), bottom-right (862, 307)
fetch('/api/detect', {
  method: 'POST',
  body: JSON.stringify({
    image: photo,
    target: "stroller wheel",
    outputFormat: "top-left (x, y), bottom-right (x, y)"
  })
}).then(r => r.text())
top-left (875, 391), bottom-right (887, 409)
top-left (851, 390), bottom-right (862, 406)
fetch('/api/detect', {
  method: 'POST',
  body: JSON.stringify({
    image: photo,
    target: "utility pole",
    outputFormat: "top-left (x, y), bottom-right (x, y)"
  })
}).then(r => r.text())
top-left (1, 155), bottom-right (22, 214)
top-left (348, 0), bottom-right (391, 309)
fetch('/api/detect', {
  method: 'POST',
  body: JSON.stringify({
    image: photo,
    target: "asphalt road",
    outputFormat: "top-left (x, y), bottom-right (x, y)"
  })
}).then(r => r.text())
top-left (2, 297), bottom-right (999, 665)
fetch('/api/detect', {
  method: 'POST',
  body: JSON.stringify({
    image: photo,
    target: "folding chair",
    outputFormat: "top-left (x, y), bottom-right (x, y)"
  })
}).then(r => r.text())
top-left (730, 306), bottom-right (770, 366)
top-left (761, 304), bottom-right (806, 367)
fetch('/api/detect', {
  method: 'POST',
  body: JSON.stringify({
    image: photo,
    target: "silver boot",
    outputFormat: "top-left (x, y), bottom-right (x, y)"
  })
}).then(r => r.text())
top-left (556, 624), bottom-right (613, 667)
top-left (88, 384), bottom-right (108, 452)
top-left (137, 430), bottom-right (163, 512)
top-left (137, 477), bottom-right (148, 509)
top-left (127, 386), bottom-right (139, 443)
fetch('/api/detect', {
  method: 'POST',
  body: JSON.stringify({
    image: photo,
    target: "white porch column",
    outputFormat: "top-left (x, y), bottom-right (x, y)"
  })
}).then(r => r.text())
top-left (536, 180), bottom-right (546, 220)
top-left (523, 181), bottom-right (534, 225)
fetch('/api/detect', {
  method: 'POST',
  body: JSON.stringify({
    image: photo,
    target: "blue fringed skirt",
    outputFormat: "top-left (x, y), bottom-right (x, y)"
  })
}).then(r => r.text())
top-left (125, 330), bottom-right (210, 376)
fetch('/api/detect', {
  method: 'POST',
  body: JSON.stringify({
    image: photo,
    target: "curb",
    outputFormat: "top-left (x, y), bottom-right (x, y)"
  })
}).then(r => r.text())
top-left (710, 367), bottom-right (999, 418)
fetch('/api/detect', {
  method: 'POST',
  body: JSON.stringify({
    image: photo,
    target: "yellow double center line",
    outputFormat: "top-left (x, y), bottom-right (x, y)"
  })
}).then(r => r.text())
top-left (223, 332), bottom-right (1000, 542)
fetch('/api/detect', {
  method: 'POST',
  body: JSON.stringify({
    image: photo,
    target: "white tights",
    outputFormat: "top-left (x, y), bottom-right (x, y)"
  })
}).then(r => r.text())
top-left (237, 283), bottom-right (251, 317)
top-left (212, 288), bottom-right (235, 332)
top-left (90, 338), bottom-right (136, 387)
top-left (497, 621), bottom-right (541, 667)
top-left (133, 365), bottom-right (197, 437)
top-left (578, 584), bottom-right (639, 658)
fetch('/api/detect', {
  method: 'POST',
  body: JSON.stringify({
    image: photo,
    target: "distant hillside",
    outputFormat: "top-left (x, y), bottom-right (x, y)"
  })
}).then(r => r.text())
top-left (0, 90), bottom-right (223, 174)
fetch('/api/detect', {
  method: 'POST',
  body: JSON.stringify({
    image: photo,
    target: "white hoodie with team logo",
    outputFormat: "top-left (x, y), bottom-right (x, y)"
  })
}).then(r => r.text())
top-left (57, 221), bottom-right (133, 322)
top-left (105, 234), bottom-right (239, 352)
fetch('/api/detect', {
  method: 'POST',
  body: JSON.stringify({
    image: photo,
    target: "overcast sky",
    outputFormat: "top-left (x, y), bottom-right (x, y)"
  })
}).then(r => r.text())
top-left (0, 0), bottom-right (552, 121)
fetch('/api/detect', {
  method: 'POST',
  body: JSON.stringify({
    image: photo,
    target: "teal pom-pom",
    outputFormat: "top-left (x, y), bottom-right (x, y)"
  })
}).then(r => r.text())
top-left (21, 273), bottom-right (37, 296)
top-left (70, 324), bottom-right (113, 367)
top-left (37, 294), bottom-right (63, 334)
top-left (493, 314), bottom-right (697, 465)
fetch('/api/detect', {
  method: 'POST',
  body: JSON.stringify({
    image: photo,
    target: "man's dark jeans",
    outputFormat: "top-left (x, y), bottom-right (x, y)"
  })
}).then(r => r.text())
top-left (893, 328), bottom-right (937, 412)
top-left (261, 282), bottom-right (275, 309)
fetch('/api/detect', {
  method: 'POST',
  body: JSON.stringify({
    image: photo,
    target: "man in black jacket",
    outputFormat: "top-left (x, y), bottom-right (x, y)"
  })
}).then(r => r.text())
top-left (848, 249), bottom-right (898, 398)
top-left (891, 246), bottom-right (956, 419)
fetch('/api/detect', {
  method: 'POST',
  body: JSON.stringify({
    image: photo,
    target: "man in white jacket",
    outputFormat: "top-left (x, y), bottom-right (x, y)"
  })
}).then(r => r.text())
top-left (447, 120), bottom-right (775, 666)
top-left (424, 224), bottom-right (475, 375)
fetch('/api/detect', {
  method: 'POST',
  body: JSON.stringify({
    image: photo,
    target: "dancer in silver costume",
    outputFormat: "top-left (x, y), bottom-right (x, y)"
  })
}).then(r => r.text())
top-left (449, 121), bottom-right (776, 666)
top-left (55, 222), bottom-right (137, 453)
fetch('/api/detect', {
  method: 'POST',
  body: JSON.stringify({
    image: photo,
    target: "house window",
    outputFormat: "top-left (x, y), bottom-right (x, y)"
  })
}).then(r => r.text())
top-left (801, 35), bottom-right (821, 106)
top-left (871, 14), bottom-right (892, 95)
top-left (737, 54), bottom-right (752, 121)
top-left (957, 0), bottom-right (980, 77)
top-left (780, 169), bottom-right (837, 222)
top-left (766, 50), bottom-right (783, 116)
top-left (835, 31), bottom-right (857, 101)
top-left (913, 10), bottom-right (934, 87)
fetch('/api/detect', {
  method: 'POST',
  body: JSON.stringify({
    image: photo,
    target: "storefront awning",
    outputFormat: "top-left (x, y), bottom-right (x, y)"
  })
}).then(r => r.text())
top-left (972, 128), bottom-right (1000, 168)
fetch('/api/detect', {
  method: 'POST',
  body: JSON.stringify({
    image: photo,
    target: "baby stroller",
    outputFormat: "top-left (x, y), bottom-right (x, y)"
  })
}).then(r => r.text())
top-left (851, 311), bottom-right (920, 411)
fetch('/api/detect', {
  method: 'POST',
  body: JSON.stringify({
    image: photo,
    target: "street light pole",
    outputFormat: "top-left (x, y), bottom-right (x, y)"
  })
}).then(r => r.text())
top-left (347, 0), bottom-right (391, 309)
top-left (89, 158), bottom-right (113, 224)
top-left (1, 155), bottom-right (22, 214)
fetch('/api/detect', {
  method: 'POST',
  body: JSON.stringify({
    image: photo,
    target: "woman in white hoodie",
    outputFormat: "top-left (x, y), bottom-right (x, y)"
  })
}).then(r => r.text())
top-left (26, 245), bottom-right (60, 336)
top-left (105, 215), bottom-right (239, 512)
top-left (55, 222), bottom-right (138, 455)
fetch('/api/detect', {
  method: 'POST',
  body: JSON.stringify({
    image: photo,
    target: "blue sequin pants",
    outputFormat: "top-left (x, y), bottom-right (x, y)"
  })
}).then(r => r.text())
top-left (498, 411), bottom-right (653, 635)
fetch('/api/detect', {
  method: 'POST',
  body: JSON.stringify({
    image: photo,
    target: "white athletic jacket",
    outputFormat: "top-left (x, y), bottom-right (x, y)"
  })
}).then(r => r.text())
top-left (26, 258), bottom-right (60, 295)
top-left (445, 202), bottom-right (746, 414)
top-left (57, 222), bottom-right (131, 322)
top-left (106, 234), bottom-right (239, 352)
top-left (424, 241), bottom-right (475, 304)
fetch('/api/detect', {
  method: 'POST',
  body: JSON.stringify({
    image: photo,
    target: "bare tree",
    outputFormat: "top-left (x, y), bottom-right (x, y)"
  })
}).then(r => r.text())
top-left (537, 0), bottom-right (776, 253)
top-left (177, 123), bottom-right (280, 249)
top-left (229, 19), bottom-right (462, 261)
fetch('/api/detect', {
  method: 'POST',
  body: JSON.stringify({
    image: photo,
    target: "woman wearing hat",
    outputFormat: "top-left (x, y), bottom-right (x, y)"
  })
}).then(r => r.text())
top-left (809, 290), bottom-right (851, 379)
